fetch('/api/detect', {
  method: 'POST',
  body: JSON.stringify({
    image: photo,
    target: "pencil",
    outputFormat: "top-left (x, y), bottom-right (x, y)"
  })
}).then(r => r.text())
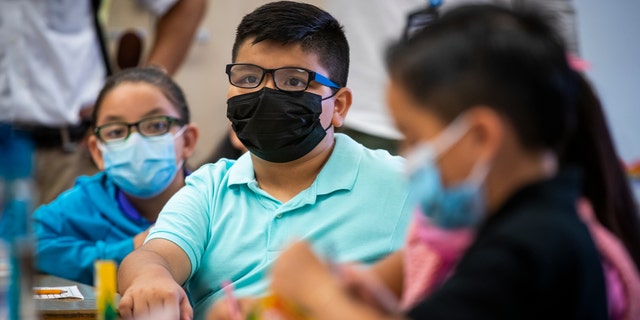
top-left (324, 244), bottom-right (400, 314)
top-left (34, 289), bottom-right (67, 295)
top-left (221, 280), bottom-right (242, 320)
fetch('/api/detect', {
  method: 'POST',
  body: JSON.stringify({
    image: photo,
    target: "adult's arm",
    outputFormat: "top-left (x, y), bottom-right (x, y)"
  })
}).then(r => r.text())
top-left (117, 238), bottom-right (193, 320)
top-left (146, 0), bottom-right (207, 75)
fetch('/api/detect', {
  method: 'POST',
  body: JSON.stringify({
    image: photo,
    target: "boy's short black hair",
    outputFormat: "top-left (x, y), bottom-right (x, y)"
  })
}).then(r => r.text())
top-left (232, 1), bottom-right (349, 87)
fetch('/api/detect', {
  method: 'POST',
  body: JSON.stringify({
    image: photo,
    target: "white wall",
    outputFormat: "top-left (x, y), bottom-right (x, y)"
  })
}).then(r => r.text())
top-left (574, 0), bottom-right (640, 164)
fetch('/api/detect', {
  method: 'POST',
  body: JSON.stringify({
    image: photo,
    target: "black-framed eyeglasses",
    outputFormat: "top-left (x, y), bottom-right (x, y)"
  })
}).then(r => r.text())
top-left (94, 115), bottom-right (186, 143)
top-left (225, 63), bottom-right (341, 93)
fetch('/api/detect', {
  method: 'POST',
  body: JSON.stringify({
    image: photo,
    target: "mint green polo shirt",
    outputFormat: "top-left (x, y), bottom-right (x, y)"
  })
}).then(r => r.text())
top-left (148, 134), bottom-right (411, 319)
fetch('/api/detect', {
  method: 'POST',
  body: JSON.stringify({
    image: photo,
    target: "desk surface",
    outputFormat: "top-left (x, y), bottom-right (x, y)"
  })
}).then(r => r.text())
top-left (35, 274), bottom-right (97, 320)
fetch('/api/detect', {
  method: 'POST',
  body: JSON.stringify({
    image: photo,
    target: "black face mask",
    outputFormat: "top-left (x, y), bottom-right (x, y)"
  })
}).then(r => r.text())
top-left (226, 87), bottom-right (329, 163)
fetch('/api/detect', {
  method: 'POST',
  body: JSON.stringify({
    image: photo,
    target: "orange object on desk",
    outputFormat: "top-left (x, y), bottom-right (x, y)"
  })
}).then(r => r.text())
top-left (34, 289), bottom-right (67, 295)
top-left (35, 274), bottom-right (99, 320)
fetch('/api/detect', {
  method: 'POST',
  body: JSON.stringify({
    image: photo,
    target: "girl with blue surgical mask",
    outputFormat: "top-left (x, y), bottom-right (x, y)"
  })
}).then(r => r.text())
top-left (266, 4), bottom-right (640, 320)
top-left (33, 67), bottom-right (199, 285)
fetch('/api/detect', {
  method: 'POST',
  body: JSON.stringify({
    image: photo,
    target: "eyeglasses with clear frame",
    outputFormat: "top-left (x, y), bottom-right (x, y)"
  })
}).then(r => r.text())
top-left (94, 115), bottom-right (186, 143)
top-left (225, 63), bottom-right (341, 93)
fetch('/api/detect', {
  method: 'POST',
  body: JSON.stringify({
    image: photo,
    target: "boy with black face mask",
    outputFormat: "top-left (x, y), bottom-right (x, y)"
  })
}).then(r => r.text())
top-left (117, 2), bottom-right (413, 319)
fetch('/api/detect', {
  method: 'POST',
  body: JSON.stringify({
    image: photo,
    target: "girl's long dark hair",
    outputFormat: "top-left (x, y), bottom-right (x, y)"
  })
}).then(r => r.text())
top-left (564, 74), bottom-right (640, 268)
top-left (386, 4), bottom-right (640, 269)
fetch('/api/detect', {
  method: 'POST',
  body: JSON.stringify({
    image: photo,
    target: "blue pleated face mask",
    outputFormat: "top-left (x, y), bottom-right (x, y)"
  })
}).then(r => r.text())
top-left (404, 116), bottom-right (490, 229)
top-left (99, 128), bottom-right (185, 199)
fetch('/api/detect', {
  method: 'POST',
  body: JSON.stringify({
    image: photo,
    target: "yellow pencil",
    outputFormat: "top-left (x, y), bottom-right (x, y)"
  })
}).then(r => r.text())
top-left (34, 289), bottom-right (67, 295)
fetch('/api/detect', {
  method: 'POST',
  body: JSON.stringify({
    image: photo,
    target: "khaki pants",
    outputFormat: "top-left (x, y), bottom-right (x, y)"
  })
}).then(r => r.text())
top-left (34, 146), bottom-right (99, 206)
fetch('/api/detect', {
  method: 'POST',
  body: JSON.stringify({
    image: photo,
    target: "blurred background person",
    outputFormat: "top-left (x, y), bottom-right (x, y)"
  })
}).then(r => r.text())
top-left (326, 0), bottom-right (424, 155)
top-left (326, 0), bottom-right (578, 156)
top-left (0, 0), bottom-right (205, 206)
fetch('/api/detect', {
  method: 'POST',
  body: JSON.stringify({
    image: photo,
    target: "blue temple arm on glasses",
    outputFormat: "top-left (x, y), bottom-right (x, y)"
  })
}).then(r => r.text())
top-left (313, 72), bottom-right (341, 89)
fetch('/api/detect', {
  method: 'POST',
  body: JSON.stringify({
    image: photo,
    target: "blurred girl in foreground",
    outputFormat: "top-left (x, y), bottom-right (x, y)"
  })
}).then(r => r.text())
top-left (269, 4), bottom-right (640, 320)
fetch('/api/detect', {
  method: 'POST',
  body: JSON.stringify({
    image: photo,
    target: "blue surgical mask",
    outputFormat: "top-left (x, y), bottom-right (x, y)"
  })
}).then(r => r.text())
top-left (99, 128), bottom-right (185, 198)
top-left (404, 117), bottom-right (489, 229)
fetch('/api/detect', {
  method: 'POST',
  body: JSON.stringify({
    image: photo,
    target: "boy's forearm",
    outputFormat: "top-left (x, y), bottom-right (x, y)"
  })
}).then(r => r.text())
top-left (117, 247), bottom-right (176, 293)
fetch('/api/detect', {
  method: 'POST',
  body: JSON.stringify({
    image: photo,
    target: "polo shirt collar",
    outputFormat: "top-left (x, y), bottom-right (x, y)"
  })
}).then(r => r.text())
top-left (226, 133), bottom-right (362, 195)
top-left (315, 133), bottom-right (361, 195)
top-left (227, 152), bottom-right (255, 186)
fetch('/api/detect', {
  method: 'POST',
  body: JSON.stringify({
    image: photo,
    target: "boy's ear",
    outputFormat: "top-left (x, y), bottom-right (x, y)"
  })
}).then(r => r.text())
top-left (87, 135), bottom-right (105, 170)
top-left (330, 87), bottom-right (352, 128)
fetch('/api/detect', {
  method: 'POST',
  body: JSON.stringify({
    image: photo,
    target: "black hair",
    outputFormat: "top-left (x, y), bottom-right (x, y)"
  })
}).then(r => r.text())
top-left (387, 4), bottom-right (640, 269)
top-left (564, 74), bottom-right (640, 269)
top-left (232, 1), bottom-right (349, 87)
top-left (91, 67), bottom-right (190, 126)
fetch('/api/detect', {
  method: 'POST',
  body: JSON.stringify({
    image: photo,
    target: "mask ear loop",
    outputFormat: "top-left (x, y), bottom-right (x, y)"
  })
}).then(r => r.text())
top-left (403, 115), bottom-right (472, 176)
top-left (429, 115), bottom-right (472, 157)
top-left (176, 159), bottom-right (186, 171)
top-left (321, 87), bottom-right (341, 100)
top-left (173, 125), bottom-right (188, 139)
top-left (404, 141), bottom-right (436, 177)
top-left (173, 126), bottom-right (189, 171)
top-left (464, 156), bottom-right (491, 189)
top-left (440, 115), bottom-right (491, 189)
top-left (320, 87), bottom-right (344, 133)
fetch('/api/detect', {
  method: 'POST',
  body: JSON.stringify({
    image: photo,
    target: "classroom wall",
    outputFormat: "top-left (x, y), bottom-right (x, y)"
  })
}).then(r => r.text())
top-left (574, 0), bottom-right (640, 165)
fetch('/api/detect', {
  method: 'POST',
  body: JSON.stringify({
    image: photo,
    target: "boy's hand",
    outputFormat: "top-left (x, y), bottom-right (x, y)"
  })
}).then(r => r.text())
top-left (118, 271), bottom-right (192, 320)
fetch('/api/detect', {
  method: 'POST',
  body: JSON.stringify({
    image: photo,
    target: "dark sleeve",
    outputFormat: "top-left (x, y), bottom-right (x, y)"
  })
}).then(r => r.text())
top-left (407, 233), bottom-right (535, 320)
top-left (407, 212), bottom-right (593, 320)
